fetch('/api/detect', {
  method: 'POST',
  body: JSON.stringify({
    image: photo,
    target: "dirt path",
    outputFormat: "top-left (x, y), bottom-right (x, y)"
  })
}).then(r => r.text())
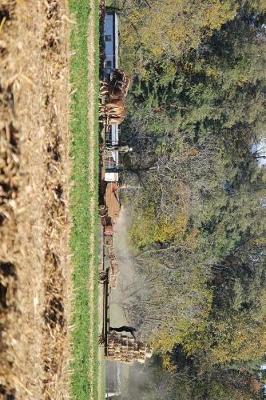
top-left (86, 1), bottom-right (99, 398)
top-left (107, 207), bottom-right (140, 396)
top-left (111, 207), bottom-right (136, 326)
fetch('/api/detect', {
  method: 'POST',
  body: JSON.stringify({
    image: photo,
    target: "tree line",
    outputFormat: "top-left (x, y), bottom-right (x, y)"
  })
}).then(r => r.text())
top-left (110, 0), bottom-right (266, 397)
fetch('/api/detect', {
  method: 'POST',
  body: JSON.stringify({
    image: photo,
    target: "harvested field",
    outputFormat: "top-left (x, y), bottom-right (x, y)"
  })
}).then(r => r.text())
top-left (0, 0), bottom-right (72, 399)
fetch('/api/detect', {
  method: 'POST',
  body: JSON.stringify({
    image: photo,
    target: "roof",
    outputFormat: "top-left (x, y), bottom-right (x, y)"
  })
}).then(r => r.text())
top-left (103, 11), bottom-right (119, 71)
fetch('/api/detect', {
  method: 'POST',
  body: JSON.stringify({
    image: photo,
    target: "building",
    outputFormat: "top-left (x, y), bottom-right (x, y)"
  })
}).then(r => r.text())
top-left (103, 11), bottom-right (119, 75)
top-left (103, 10), bottom-right (120, 182)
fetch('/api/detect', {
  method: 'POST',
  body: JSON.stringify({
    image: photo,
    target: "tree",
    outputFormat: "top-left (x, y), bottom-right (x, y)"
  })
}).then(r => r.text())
top-left (119, 0), bottom-right (239, 70)
top-left (118, 0), bottom-right (266, 395)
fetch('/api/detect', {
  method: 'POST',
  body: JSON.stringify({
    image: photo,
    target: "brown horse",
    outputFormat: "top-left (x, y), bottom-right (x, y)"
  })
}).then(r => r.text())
top-left (100, 69), bottom-right (131, 125)
top-left (100, 98), bottom-right (126, 124)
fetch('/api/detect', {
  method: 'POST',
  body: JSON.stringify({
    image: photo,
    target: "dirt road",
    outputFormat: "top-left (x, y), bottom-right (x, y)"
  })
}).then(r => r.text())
top-left (106, 207), bottom-right (138, 396)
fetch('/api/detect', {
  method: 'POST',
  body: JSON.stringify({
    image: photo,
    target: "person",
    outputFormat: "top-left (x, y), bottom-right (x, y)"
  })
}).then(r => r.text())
top-left (109, 326), bottom-right (137, 339)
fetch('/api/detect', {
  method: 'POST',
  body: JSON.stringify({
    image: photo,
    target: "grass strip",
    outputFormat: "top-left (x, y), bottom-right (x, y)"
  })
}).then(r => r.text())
top-left (92, 0), bottom-right (100, 398)
top-left (69, 0), bottom-right (99, 398)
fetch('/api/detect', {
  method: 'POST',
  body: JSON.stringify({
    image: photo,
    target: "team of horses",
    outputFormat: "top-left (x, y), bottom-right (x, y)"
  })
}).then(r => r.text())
top-left (100, 69), bottom-right (130, 125)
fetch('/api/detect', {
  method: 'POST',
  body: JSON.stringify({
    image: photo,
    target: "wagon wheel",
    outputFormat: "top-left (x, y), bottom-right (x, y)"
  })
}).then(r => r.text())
top-left (99, 270), bottom-right (108, 283)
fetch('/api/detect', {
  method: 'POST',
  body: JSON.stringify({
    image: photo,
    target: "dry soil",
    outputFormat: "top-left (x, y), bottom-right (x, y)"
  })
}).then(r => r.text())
top-left (0, 1), bottom-right (72, 399)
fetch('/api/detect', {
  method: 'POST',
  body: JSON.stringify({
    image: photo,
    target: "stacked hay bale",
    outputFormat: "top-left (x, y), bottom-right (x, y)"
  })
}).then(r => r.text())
top-left (107, 332), bottom-right (152, 364)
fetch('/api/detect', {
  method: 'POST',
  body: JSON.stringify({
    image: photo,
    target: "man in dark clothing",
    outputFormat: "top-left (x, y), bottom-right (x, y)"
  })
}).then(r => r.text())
top-left (109, 326), bottom-right (137, 339)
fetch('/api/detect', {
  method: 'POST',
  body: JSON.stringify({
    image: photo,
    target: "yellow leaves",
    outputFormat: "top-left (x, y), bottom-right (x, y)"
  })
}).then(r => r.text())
top-left (130, 179), bottom-right (200, 249)
top-left (210, 315), bottom-right (266, 364)
top-left (154, 213), bottom-right (188, 243)
top-left (152, 319), bottom-right (208, 356)
top-left (151, 318), bottom-right (192, 353)
top-left (130, 202), bottom-right (189, 247)
top-left (236, 74), bottom-right (249, 86)
top-left (205, 66), bottom-right (220, 79)
top-left (155, 214), bottom-right (198, 251)
top-left (180, 61), bottom-right (195, 74)
top-left (150, 45), bottom-right (164, 59)
top-left (121, 0), bottom-right (240, 67)
top-left (151, 284), bottom-right (212, 357)
top-left (202, 1), bottom-right (238, 30)
top-left (130, 205), bottom-right (199, 249)
top-left (151, 328), bottom-right (178, 353)
top-left (162, 354), bottom-right (176, 372)
top-left (129, 207), bottom-right (156, 248)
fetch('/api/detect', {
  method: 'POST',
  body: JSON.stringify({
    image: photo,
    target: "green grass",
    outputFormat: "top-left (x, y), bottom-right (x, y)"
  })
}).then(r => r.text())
top-left (93, 2), bottom-right (100, 398)
top-left (69, 0), bottom-right (99, 399)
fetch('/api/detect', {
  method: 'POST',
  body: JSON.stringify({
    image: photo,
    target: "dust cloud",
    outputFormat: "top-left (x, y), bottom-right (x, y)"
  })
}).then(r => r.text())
top-left (107, 206), bottom-right (150, 399)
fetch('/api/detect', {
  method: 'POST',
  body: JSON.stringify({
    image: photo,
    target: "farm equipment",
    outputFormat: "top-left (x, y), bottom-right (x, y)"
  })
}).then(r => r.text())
top-left (99, 181), bottom-right (121, 290)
